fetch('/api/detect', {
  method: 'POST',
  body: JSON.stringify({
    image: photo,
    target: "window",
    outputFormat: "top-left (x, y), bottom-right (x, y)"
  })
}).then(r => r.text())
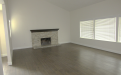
top-left (80, 20), bottom-right (94, 39)
top-left (118, 17), bottom-right (121, 42)
top-left (95, 18), bottom-right (116, 42)
top-left (80, 18), bottom-right (116, 42)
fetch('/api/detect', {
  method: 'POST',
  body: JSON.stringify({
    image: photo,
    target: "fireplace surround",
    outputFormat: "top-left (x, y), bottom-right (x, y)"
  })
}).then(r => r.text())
top-left (30, 29), bottom-right (59, 49)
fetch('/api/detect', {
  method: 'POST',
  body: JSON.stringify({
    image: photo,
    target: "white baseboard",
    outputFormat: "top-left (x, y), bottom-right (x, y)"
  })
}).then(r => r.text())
top-left (13, 46), bottom-right (32, 50)
top-left (1, 54), bottom-right (7, 57)
top-left (59, 42), bottom-right (71, 45)
top-left (13, 42), bottom-right (71, 50)
top-left (8, 62), bottom-right (12, 66)
top-left (71, 42), bottom-right (121, 55)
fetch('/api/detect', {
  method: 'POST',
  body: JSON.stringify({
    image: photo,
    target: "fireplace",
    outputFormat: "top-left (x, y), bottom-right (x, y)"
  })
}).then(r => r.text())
top-left (41, 37), bottom-right (51, 46)
top-left (30, 29), bottom-right (59, 49)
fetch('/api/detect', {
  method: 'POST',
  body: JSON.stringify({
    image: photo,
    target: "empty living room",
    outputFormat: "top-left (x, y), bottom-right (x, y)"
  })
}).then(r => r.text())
top-left (1, 0), bottom-right (121, 75)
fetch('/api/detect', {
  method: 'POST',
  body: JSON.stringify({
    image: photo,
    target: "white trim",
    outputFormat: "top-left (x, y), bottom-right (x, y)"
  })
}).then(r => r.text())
top-left (13, 42), bottom-right (71, 50)
top-left (8, 62), bottom-right (12, 66)
top-left (116, 17), bottom-right (118, 42)
top-left (94, 20), bottom-right (95, 39)
top-left (2, 4), bottom-right (13, 66)
top-left (118, 17), bottom-right (120, 42)
top-left (59, 42), bottom-right (71, 45)
top-left (13, 46), bottom-right (32, 50)
top-left (1, 54), bottom-right (7, 57)
top-left (11, 49), bottom-right (13, 59)
top-left (71, 42), bottom-right (121, 54)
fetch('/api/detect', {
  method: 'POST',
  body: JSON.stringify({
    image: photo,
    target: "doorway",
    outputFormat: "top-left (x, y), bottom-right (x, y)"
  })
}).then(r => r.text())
top-left (0, 4), bottom-right (7, 58)
top-left (0, 3), bottom-right (13, 75)
top-left (0, 3), bottom-right (7, 75)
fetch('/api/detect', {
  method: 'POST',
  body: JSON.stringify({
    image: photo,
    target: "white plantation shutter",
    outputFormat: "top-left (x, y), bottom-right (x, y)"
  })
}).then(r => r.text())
top-left (80, 20), bottom-right (94, 39)
top-left (95, 18), bottom-right (116, 42)
top-left (118, 17), bottom-right (121, 42)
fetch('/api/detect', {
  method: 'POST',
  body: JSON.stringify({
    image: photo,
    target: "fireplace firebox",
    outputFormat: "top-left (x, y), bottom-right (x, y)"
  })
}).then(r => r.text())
top-left (41, 37), bottom-right (51, 46)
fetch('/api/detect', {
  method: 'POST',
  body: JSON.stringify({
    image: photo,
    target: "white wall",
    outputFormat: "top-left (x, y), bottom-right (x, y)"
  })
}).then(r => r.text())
top-left (71, 0), bottom-right (121, 54)
top-left (7, 0), bottom-right (121, 55)
top-left (7, 0), bottom-right (70, 50)
top-left (0, 11), bottom-right (7, 57)
top-left (0, 0), bottom-right (4, 4)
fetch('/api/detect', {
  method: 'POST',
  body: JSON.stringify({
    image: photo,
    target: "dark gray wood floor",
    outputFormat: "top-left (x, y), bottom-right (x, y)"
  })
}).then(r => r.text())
top-left (2, 43), bottom-right (121, 75)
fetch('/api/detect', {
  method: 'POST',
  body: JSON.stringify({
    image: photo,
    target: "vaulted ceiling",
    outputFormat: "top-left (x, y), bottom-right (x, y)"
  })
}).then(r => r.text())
top-left (45, 0), bottom-right (105, 11)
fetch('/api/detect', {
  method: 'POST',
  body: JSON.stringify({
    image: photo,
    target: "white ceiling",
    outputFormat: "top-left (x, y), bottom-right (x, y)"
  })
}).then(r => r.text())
top-left (45, 0), bottom-right (105, 11)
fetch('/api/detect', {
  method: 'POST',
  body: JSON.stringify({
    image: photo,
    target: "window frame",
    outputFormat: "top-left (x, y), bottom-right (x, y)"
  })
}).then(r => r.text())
top-left (80, 17), bottom-right (117, 43)
top-left (95, 17), bottom-right (116, 42)
top-left (80, 20), bottom-right (94, 39)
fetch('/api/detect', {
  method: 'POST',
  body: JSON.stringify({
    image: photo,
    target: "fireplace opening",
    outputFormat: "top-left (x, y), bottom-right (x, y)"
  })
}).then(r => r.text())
top-left (41, 37), bottom-right (51, 46)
